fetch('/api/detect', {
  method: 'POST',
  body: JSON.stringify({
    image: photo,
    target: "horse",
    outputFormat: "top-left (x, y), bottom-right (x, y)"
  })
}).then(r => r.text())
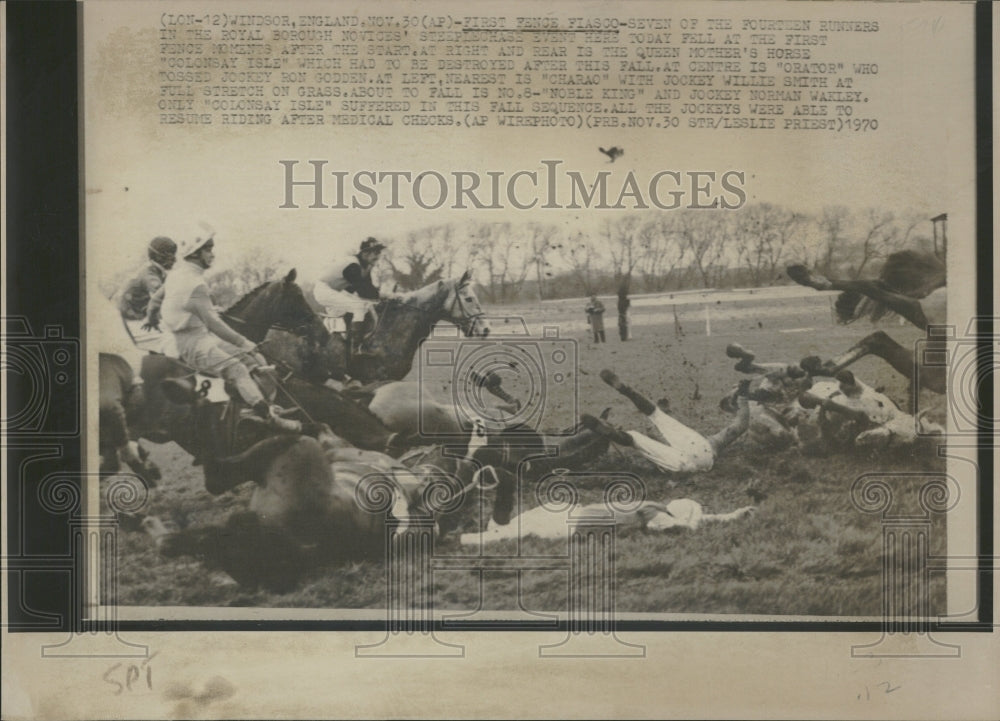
top-left (98, 353), bottom-right (161, 483)
top-left (137, 422), bottom-right (558, 590)
top-left (719, 343), bottom-right (815, 451)
top-left (719, 343), bottom-right (941, 453)
top-left (122, 268), bottom-right (404, 454)
top-left (139, 428), bottom-right (440, 591)
top-left (786, 250), bottom-right (947, 399)
top-left (221, 271), bottom-right (552, 438)
top-left (224, 270), bottom-right (490, 385)
top-left (797, 370), bottom-right (944, 451)
top-left (216, 269), bottom-right (610, 479)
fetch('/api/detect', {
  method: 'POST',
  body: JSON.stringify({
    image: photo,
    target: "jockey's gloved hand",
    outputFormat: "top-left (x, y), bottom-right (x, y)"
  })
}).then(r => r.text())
top-left (142, 311), bottom-right (161, 332)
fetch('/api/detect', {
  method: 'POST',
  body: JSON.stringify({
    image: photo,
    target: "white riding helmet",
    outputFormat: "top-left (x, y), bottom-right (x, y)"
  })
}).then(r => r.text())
top-left (178, 222), bottom-right (216, 259)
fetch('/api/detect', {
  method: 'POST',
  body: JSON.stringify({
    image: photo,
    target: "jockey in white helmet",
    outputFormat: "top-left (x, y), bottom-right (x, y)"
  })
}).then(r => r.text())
top-left (154, 230), bottom-right (301, 433)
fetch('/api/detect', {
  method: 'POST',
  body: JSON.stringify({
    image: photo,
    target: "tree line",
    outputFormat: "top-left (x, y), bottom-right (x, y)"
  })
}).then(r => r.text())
top-left (380, 204), bottom-right (945, 303)
top-left (98, 203), bottom-right (945, 309)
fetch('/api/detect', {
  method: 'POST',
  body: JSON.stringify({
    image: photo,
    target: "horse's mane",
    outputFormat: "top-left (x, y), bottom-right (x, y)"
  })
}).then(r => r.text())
top-left (836, 250), bottom-right (946, 324)
top-left (224, 280), bottom-right (273, 316)
top-left (375, 295), bottom-right (408, 312)
top-left (375, 278), bottom-right (454, 314)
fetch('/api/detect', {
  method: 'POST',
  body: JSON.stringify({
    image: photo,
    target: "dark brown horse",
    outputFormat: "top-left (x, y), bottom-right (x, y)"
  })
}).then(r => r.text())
top-left (139, 422), bottom-right (574, 591)
top-left (787, 250), bottom-right (947, 399)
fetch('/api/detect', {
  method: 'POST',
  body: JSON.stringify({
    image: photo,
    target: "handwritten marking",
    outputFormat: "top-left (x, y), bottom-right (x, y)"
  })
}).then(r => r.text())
top-left (103, 651), bottom-right (158, 695)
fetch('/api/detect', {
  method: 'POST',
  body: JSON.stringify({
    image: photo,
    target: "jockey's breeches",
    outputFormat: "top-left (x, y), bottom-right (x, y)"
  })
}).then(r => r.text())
top-left (313, 282), bottom-right (372, 332)
top-left (174, 331), bottom-right (266, 407)
top-left (627, 408), bottom-right (715, 473)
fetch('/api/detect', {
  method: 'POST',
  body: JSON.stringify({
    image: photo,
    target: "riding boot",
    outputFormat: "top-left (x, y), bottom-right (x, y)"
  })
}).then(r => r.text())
top-left (251, 399), bottom-right (302, 434)
top-left (347, 320), bottom-right (379, 372)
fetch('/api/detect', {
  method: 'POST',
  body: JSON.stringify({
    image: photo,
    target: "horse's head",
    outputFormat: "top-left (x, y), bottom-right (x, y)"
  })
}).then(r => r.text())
top-left (441, 271), bottom-right (490, 338)
top-left (226, 269), bottom-right (328, 344)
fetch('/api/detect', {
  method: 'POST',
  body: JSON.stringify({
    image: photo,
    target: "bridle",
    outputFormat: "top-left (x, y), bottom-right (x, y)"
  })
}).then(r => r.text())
top-left (386, 279), bottom-right (486, 337)
top-left (445, 281), bottom-right (486, 337)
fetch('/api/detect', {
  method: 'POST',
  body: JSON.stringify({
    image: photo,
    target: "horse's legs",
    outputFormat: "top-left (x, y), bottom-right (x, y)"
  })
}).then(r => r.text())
top-left (121, 440), bottom-right (161, 485)
top-left (787, 266), bottom-right (928, 328)
top-left (825, 331), bottom-right (946, 395)
top-left (491, 469), bottom-right (516, 526)
top-left (726, 343), bottom-right (765, 373)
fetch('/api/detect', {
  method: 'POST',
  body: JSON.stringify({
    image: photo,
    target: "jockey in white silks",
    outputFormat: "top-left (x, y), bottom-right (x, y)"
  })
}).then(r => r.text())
top-left (153, 231), bottom-right (301, 433)
top-left (312, 237), bottom-right (386, 358)
top-left (582, 370), bottom-right (751, 474)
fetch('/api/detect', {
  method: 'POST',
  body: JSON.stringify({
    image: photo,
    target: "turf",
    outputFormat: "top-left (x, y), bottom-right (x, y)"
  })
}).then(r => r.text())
top-left (107, 293), bottom-right (947, 617)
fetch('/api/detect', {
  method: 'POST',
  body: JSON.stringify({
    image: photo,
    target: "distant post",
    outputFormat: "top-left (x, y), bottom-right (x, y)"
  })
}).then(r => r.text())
top-left (930, 213), bottom-right (947, 259)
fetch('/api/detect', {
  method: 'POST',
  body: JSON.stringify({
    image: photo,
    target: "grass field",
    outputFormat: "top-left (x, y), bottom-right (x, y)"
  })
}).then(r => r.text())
top-left (109, 290), bottom-right (947, 617)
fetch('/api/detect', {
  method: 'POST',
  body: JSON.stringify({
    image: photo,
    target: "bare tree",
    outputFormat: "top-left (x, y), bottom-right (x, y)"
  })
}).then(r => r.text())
top-left (603, 215), bottom-right (643, 293)
top-left (553, 231), bottom-right (604, 296)
top-left (384, 226), bottom-right (446, 290)
top-left (849, 208), bottom-right (903, 278)
top-left (816, 206), bottom-right (851, 275)
top-left (671, 210), bottom-right (729, 288)
top-left (637, 215), bottom-right (687, 292)
top-left (523, 222), bottom-right (559, 300)
top-left (468, 222), bottom-right (531, 303)
top-left (206, 247), bottom-right (282, 308)
top-left (733, 203), bottom-right (804, 286)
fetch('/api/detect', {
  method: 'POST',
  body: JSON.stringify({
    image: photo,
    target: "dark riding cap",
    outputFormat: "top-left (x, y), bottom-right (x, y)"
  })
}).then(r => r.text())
top-left (360, 237), bottom-right (386, 254)
top-left (148, 236), bottom-right (177, 264)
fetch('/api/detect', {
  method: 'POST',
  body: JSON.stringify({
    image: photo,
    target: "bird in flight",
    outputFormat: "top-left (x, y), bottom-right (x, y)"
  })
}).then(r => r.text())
top-left (599, 146), bottom-right (624, 162)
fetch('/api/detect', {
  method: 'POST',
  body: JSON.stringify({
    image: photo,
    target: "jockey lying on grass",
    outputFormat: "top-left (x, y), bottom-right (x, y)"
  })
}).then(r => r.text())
top-left (581, 370), bottom-right (751, 474)
top-left (460, 498), bottom-right (756, 544)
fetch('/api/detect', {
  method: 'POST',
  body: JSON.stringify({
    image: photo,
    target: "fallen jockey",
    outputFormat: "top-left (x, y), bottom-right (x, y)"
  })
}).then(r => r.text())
top-left (579, 369), bottom-right (751, 474)
top-left (799, 370), bottom-right (944, 451)
top-left (722, 343), bottom-right (943, 453)
top-left (721, 342), bottom-right (815, 450)
top-left (460, 497), bottom-right (755, 544)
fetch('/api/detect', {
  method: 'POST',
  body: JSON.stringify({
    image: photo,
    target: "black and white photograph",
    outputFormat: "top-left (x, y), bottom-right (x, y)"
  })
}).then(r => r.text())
top-left (3, 0), bottom-right (996, 718)
top-left (83, 0), bottom-right (973, 619)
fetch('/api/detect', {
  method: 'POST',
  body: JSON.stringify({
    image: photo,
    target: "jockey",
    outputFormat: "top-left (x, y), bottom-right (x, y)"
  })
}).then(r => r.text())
top-left (118, 236), bottom-right (178, 356)
top-left (312, 236), bottom-right (386, 356)
top-left (157, 231), bottom-right (301, 433)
